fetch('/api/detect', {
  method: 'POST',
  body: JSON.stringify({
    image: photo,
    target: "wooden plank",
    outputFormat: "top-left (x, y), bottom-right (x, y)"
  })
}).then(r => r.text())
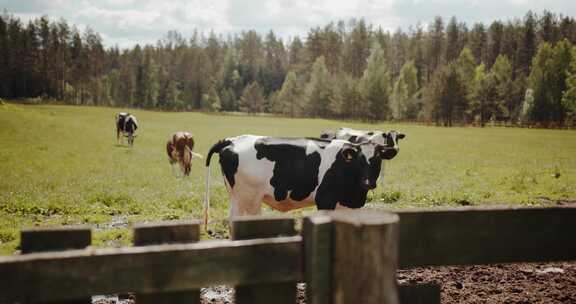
top-left (230, 215), bottom-right (296, 240)
top-left (231, 216), bottom-right (297, 304)
top-left (133, 220), bottom-right (200, 246)
top-left (0, 236), bottom-right (303, 303)
top-left (20, 226), bottom-right (92, 304)
top-left (331, 209), bottom-right (400, 304)
top-left (397, 206), bottom-right (576, 268)
top-left (133, 220), bottom-right (201, 304)
top-left (398, 284), bottom-right (441, 304)
top-left (303, 213), bottom-right (333, 304)
top-left (20, 226), bottom-right (91, 254)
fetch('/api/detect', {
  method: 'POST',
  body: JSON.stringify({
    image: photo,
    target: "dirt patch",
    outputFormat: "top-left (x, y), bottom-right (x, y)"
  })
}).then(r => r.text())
top-left (90, 262), bottom-right (576, 303)
top-left (399, 262), bottom-right (576, 303)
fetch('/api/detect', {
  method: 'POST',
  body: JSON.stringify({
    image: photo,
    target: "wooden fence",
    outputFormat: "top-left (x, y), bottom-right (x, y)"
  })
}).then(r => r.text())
top-left (1, 206), bottom-right (575, 304)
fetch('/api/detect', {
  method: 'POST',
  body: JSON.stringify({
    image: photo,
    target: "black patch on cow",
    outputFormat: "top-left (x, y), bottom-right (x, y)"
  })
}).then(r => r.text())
top-left (320, 131), bottom-right (335, 140)
top-left (348, 135), bottom-right (358, 143)
top-left (116, 114), bottom-right (128, 131)
top-left (316, 148), bottom-right (371, 209)
top-left (254, 138), bottom-right (322, 202)
top-left (219, 145), bottom-right (239, 188)
top-left (367, 131), bottom-right (374, 136)
top-left (124, 117), bottom-right (137, 133)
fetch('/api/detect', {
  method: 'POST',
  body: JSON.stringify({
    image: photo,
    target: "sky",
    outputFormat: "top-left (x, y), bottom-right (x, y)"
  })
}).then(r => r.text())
top-left (1, 0), bottom-right (575, 49)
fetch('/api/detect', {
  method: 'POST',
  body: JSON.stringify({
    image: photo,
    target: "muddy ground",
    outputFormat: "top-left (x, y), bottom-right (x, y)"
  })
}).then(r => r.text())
top-left (92, 262), bottom-right (576, 304)
top-left (397, 262), bottom-right (576, 304)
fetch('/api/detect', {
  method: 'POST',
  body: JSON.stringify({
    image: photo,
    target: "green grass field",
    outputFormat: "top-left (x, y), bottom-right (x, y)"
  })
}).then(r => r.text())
top-left (1, 103), bottom-right (575, 254)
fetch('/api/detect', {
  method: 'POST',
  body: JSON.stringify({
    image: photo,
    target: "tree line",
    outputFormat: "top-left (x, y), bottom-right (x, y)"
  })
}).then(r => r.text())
top-left (1, 10), bottom-right (576, 127)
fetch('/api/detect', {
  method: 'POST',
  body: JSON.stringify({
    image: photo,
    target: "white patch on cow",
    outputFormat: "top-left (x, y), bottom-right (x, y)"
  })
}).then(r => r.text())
top-left (315, 140), bottom-right (346, 194)
top-left (222, 135), bottom-right (274, 217)
top-left (127, 115), bottom-right (138, 128)
top-left (360, 142), bottom-right (378, 161)
top-left (305, 140), bottom-right (322, 155)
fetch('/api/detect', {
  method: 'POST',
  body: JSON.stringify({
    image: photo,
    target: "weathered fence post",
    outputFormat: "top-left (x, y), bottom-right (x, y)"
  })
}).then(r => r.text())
top-left (133, 220), bottom-right (201, 304)
top-left (20, 226), bottom-right (92, 304)
top-left (303, 212), bottom-right (333, 304)
top-left (231, 215), bottom-right (297, 304)
top-left (331, 209), bottom-right (400, 304)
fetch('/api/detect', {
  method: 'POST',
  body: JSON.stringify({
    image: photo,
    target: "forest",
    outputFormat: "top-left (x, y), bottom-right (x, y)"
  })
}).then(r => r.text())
top-left (1, 10), bottom-right (576, 127)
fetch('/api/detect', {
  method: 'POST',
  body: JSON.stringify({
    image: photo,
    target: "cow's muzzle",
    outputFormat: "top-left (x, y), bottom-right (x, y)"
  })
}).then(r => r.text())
top-left (380, 148), bottom-right (398, 160)
top-left (362, 179), bottom-right (377, 190)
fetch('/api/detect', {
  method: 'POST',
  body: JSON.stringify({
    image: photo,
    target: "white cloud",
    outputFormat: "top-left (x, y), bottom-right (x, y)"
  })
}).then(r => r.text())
top-left (1, 0), bottom-right (575, 48)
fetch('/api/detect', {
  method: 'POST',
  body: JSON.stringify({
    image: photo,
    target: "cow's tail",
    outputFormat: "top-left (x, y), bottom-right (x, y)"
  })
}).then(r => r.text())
top-left (204, 139), bottom-right (232, 231)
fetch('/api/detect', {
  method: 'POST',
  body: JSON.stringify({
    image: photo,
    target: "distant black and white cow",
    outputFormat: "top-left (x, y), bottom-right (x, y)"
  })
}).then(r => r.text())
top-left (203, 135), bottom-right (398, 226)
top-left (166, 132), bottom-right (203, 177)
top-left (115, 112), bottom-right (138, 146)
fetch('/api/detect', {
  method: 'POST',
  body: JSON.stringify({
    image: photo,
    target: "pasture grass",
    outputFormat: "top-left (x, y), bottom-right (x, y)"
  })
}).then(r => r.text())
top-left (1, 102), bottom-right (575, 254)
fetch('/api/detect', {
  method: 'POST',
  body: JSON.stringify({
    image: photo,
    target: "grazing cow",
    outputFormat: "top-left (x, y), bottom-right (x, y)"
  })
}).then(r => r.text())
top-left (115, 112), bottom-right (138, 146)
top-left (115, 112), bottom-right (138, 145)
top-left (166, 132), bottom-right (202, 176)
top-left (203, 135), bottom-right (398, 226)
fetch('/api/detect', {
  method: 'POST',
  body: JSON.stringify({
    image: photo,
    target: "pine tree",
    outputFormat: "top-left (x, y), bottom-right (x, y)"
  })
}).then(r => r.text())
top-left (487, 20), bottom-right (504, 69)
top-left (529, 40), bottom-right (572, 126)
top-left (392, 60), bottom-right (419, 120)
top-left (239, 81), bottom-right (265, 113)
top-left (469, 64), bottom-right (498, 126)
top-left (344, 19), bottom-right (371, 78)
top-left (518, 11), bottom-right (537, 75)
top-left (456, 47), bottom-right (477, 90)
top-left (275, 70), bottom-right (302, 117)
top-left (426, 63), bottom-right (468, 126)
top-left (562, 46), bottom-right (576, 123)
top-left (304, 56), bottom-right (332, 117)
top-left (360, 43), bottom-right (391, 121)
top-left (445, 16), bottom-right (461, 62)
top-left (428, 16), bottom-right (445, 78)
top-left (469, 23), bottom-right (487, 64)
top-left (491, 55), bottom-right (514, 120)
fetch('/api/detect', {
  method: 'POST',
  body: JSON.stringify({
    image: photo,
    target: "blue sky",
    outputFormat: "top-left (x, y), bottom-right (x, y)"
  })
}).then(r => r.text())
top-left (1, 0), bottom-right (575, 48)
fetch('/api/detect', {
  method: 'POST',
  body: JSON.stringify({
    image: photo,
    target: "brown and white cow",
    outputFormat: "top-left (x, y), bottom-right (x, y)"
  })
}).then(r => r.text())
top-left (166, 132), bottom-right (202, 177)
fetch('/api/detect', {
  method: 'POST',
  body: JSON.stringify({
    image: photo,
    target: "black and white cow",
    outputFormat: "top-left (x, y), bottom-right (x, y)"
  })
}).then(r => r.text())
top-left (203, 135), bottom-right (397, 226)
top-left (320, 127), bottom-right (405, 185)
top-left (115, 112), bottom-right (138, 146)
top-left (320, 127), bottom-right (405, 159)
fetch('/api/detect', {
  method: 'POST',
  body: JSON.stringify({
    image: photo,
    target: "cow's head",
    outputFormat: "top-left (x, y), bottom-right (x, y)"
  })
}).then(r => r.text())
top-left (339, 142), bottom-right (382, 191)
top-left (376, 130), bottom-right (405, 160)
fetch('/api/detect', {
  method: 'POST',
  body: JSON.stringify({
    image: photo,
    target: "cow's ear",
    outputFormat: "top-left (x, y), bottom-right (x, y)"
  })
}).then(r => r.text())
top-left (398, 133), bottom-right (405, 140)
top-left (341, 147), bottom-right (358, 162)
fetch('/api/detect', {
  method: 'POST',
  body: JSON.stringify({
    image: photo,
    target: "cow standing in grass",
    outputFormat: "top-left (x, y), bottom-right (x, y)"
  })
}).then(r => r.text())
top-left (321, 127), bottom-right (405, 187)
top-left (166, 132), bottom-right (202, 177)
top-left (115, 112), bottom-right (138, 146)
top-left (203, 135), bottom-right (399, 226)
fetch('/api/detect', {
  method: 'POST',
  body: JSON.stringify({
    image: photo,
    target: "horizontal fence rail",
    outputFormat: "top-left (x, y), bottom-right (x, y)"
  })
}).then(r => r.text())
top-left (397, 206), bottom-right (576, 268)
top-left (0, 236), bottom-right (302, 303)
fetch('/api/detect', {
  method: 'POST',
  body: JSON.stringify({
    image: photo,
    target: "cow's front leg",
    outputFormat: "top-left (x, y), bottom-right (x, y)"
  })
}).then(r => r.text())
top-left (315, 199), bottom-right (337, 210)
